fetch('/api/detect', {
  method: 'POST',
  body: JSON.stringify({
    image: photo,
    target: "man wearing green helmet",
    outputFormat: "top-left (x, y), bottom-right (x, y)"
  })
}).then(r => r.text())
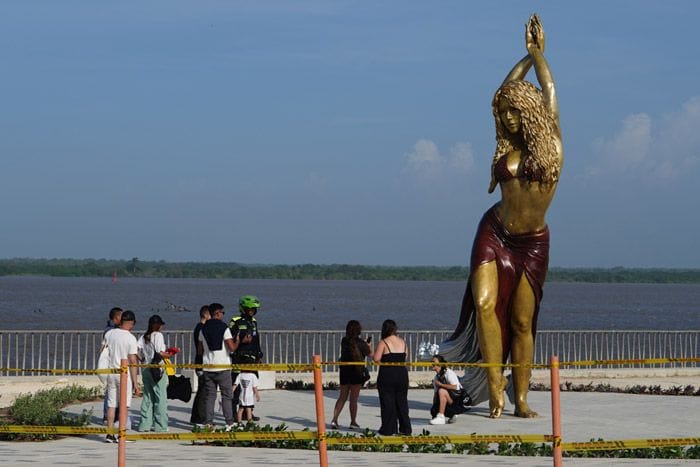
top-left (229, 294), bottom-right (263, 421)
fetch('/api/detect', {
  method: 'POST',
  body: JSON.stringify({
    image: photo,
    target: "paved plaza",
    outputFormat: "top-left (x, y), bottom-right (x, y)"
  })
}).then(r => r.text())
top-left (1, 379), bottom-right (699, 466)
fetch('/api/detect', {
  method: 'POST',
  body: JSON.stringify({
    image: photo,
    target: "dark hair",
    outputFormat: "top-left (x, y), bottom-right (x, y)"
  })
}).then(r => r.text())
top-left (209, 303), bottom-right (224, 313)
top-left (345, 320), bottom-right (362, 360)
top-left (199, 305), bottom-right (211, 319)
top-left (109, 307), bottom-right (123, 320)
top-left (381, 319), bottom-right (397, 339)
top-left (432, 354), bottom-right (448, 377)
top-left (121, 310), bottom-right (135, 322)
top-left (345, 320), bottom-right (361, 338)
top-left (144, 314), bottom-right (163, 344)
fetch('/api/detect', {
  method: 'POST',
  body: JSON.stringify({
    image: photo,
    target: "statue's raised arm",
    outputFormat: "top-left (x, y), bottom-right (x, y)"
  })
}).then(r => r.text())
top-left (526, 14), bottom-right (560, 131)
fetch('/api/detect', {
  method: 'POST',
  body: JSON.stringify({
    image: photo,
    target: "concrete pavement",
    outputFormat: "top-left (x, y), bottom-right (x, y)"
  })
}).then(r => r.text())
top-left (1, 380), bottom-right (699, 466)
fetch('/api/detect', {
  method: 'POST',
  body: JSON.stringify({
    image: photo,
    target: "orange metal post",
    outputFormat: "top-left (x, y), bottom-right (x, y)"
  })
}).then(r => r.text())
top-left (118, 358), bottom-right (128, 467)
top-left (550, 355), bottom-right (563, 467)
top-left (312, 355), bottom-right (328, 467)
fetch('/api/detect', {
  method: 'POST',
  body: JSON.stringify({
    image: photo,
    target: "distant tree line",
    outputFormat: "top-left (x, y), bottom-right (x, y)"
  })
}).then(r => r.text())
top-left (0, 258), bottom-right (698, 283)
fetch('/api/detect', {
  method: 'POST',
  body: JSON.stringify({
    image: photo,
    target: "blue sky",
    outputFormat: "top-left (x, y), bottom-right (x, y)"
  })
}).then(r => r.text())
top-left (1, 1), bottom-right (698, 268)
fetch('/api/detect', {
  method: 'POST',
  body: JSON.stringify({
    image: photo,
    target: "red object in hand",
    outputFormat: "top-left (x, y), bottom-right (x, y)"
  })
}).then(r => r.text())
top-left (166, 346), bottom-right (180, 355)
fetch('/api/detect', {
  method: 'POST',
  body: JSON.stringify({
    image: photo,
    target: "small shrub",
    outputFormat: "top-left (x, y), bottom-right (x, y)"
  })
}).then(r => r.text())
top-left (0, 384), bottom-right (101, 441)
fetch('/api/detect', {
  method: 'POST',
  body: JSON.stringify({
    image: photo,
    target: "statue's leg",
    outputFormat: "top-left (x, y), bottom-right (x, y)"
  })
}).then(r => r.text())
top-left (511, 273), bottom-right (538, 418)
top-left (472, 260), bottom-right (506, 418)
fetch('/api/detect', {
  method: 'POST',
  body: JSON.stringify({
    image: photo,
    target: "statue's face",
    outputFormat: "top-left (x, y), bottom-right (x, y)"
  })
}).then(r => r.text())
top-left (498, 99), bottom-right (521, 134)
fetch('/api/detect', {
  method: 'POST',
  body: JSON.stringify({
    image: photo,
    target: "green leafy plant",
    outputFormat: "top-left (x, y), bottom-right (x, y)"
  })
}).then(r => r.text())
top-left (0, 384), bottom-right (102, 441)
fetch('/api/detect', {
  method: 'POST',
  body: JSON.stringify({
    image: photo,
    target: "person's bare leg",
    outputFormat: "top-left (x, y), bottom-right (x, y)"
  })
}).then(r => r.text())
top-left (348, 385), bottom-right (361, 425)
top-left (106, 407), bottom-right (116, 428)
top-left (511, 273), bottom-right (538, 418)
top-left (473, 260), bottom-right (507, 418)
top-left (331, 385), bottom-right (350, 425)
top-left (437, 388), bottom-right (453, 414)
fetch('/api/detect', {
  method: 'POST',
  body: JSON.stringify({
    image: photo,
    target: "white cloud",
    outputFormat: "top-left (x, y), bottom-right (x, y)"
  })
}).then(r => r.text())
top-left (587, 97), bottom-right (700, 181)
top-left (402, 139), bottom-right (474, 182)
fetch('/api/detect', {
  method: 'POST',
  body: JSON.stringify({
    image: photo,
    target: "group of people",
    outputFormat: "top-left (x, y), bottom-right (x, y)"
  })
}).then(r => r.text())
top-left (98, 294), bottom-right (264, 441)
top-left (189, 296), bottom-right (263, 430)
top-left (332, 318), bottom-right (472, 436)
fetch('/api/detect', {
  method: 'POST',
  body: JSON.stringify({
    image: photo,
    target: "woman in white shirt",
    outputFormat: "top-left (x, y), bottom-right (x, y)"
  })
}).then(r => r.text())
top-left (429, 354), bottom-right (467, 425)
top-left (137, 315), bottom-right (174, 432)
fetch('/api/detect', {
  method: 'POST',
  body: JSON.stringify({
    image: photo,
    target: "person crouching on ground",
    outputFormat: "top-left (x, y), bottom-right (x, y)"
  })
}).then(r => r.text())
top-left (429, 354), bottom-right (470, 425)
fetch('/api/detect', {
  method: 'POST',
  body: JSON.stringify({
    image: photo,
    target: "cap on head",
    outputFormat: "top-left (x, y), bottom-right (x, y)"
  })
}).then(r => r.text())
top-left (121, 310), bottom-right (136, 322)
top-left (239, 295), bottom-right (261, 313)
top-left (149, 314), bottom-right (165, 326)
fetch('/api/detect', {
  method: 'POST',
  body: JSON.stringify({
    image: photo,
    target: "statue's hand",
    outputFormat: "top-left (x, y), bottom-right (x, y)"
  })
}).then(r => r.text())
top-left (526, 13), bottom-right (545, 54)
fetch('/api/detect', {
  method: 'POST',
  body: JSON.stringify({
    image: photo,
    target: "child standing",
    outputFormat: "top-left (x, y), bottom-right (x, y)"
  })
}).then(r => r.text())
top-left (233, 366), bottom-right (260, 423)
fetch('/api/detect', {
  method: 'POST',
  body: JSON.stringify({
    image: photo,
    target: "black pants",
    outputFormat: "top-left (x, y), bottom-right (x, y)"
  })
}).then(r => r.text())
top-left (377, 371), bottom-right (411, 435)
top-left (189, 372), bottom-right (207, 424)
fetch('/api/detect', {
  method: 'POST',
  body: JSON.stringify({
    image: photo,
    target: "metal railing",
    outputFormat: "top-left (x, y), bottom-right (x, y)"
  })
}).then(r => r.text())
top-left (0, 330), bottom-right (697, 376)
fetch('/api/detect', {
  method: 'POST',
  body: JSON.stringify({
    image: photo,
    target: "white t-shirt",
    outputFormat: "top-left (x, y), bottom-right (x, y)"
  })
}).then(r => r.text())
top-left (433, 368), bottom-right (462, 391)
top-left (234, 372), bottom-right (259, 406)
top-left (103, 328), bottom-right (138, 368)
top-left (137, 331), bottom-right (166, 363)
top-left (199, 327), bottom-right (233, 371)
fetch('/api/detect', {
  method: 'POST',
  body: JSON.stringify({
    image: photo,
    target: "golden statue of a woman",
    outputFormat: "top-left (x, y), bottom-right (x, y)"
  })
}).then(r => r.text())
top-left (439, 14), bottom-right (562, 418)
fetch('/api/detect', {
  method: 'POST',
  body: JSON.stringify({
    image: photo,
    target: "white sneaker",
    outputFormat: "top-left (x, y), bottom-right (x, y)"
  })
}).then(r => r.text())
top-left (429, 414), bottom-right (446, 425)
top-left (448, 415), bottom-right (458, 424)
top-left (225, 423), bottom-right (238, 432)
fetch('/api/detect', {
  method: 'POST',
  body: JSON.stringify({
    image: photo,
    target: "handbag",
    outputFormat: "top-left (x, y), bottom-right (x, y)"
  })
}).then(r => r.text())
top-left (361, 366), bottom-right (371, 384)
top-left (167, 374), bottom-right (192, 402)
top-left (148, 342), bottom-right (165, 382)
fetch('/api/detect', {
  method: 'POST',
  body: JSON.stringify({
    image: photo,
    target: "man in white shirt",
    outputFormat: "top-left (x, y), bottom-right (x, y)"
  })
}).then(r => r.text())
top-left (102, 310), bottom-right (142, 442)
top-left (197, 303), bottom-right (238, 429)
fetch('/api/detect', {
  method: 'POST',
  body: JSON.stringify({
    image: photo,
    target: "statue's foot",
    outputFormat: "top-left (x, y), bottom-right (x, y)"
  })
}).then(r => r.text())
top-left (488, 375), bottom-right (507, 419)
top-left (514, 404), bottom-right (538, 418)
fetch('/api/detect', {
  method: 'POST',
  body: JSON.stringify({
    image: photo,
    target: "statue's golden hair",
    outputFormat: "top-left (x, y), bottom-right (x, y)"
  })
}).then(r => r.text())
top-left (490, 80), bottom-right (560, 190)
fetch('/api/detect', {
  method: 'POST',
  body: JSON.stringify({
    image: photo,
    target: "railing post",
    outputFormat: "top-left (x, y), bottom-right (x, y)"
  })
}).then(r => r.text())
top-left (118, 358), bottom-right (128, 467)
top-left (312, 355), bottom-right (328, 467)
top-left (550, 355), bottom-right (562, 467)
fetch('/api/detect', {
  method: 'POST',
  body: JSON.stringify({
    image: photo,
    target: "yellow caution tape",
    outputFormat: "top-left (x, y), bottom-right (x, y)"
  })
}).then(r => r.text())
top-left (0, 368), bottom-right (118, 375)
top-left (562, 437), bottom-right (700, 451)
top-left (3, 425), bottom-right (696, 451)
top-left (141, 363), bottom-right (317, 372)
top-left (561, 357), bottom-right (700, 368)
top-left (4, 356), bottom-right (697, 375)
top-left (0, 425), bottom-right (115, 435)
top-left (126, 431), bottom-right (318, 441)
top-left (326, 434), bottom-right (549, 445)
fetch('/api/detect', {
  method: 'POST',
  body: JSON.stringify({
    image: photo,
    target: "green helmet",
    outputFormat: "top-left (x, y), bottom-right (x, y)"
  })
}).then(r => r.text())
top-left (239, 294), bottom-right (261, 312)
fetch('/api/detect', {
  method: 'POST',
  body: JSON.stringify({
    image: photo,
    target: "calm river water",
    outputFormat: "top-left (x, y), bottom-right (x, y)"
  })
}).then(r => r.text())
top-left (0, 276), bottom-right (698, 331)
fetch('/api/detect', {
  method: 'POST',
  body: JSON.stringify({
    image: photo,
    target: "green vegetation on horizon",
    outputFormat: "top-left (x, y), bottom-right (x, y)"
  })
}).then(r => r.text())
top-left (1, 258), bottom-right (699, 283)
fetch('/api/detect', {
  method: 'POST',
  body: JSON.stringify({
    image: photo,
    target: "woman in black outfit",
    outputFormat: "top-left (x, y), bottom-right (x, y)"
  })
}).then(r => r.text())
top-left (330, 320), bottom-right (372, 429)
top-left (372, 319), bottom-right (411, 436)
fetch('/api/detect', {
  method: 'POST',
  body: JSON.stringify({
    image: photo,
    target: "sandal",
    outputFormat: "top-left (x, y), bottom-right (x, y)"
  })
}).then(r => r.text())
top-left (330, 421), bottom-right (339, 430)
top-left (349, 422), bottom-right (361, 430)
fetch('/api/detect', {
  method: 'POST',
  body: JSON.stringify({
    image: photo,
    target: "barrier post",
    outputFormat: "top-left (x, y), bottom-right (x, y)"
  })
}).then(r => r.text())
top-left (118, 358), bottom-right (128, 467)
top-left (550, 355), bottom-right (562, 467)
top-left (312, 355), bottom-right (328, 467)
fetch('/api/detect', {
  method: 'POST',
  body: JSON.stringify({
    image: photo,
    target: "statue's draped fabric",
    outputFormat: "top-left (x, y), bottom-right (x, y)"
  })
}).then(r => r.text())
top-left (439, 205), bottom-right (549, 405)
